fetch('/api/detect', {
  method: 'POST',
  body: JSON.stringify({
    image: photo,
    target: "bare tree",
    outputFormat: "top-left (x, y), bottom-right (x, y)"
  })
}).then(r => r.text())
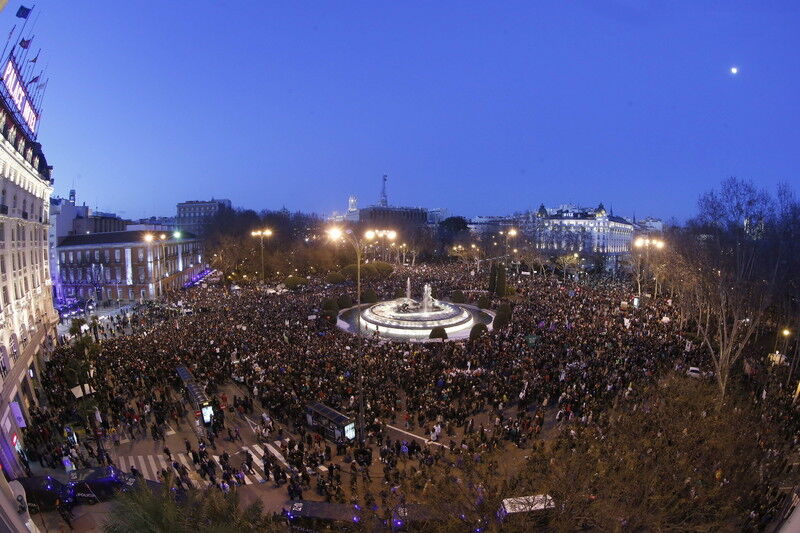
top-left (687, 178), bottom-right (778, 401)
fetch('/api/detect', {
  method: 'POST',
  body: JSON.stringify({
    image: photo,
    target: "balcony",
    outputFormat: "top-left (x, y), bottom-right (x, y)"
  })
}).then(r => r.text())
top-left (0, 204), bottom-right (7, 215)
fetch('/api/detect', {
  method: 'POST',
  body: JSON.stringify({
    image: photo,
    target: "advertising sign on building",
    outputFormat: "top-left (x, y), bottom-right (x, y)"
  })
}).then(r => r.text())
top-left (1, 58), bottom-right (39, 134)
top-left (9, 402), bottom-right (26, 428)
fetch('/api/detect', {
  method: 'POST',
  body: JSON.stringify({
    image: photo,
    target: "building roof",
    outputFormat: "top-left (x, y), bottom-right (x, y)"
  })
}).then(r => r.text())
top-left (58, 230), bottom-right (197, 247)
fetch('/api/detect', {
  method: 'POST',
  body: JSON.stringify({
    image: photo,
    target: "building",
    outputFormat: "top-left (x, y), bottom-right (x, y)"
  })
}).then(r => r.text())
top-left (129, 215), bottom-right (176, 231)
top-left (426, 208), bottom-right (449, 225)
top-left (72, 211), bottom-right (127, 235)
top-left (47, 191), bottom-right (131, 303)
top-left (176, 199), bottom-right (231, 236)
top-left (49, 191), bottom-right (90, 302)
top-left (0, 47), bottom-right (59, 485)
top-left (527, 203), bottom-right (634, 256)
top-left (359, 205), bottom-right (429, 228)
top-left (329, 195), bottom-right (360, 223)
top-left (56, 230), bottom-right (206, 303)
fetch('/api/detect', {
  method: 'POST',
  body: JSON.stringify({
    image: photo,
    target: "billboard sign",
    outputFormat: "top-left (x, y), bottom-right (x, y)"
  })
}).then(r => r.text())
top-left (1, 57), bottom-right (39, 135)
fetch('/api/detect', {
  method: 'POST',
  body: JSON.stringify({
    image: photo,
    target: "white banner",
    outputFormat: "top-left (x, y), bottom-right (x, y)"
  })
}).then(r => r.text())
top-left (10, 402), bottom-right (26, 428)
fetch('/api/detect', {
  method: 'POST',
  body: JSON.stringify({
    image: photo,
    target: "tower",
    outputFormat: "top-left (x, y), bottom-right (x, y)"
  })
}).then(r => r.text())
top-left (379, 174), bottom-right (388, 207)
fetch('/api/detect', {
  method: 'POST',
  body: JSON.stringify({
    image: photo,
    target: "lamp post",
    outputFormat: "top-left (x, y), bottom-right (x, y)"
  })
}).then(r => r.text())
top-left (632, 237), bottom-right (665, 297)
top-left (143, 233), bottom-right (155, 299)
top-left (327, 227), bottom-right (396, 447)
top-left (158, 233), bottom-right (167, 296)
top-left (250, 229), bottom-right (273, 284)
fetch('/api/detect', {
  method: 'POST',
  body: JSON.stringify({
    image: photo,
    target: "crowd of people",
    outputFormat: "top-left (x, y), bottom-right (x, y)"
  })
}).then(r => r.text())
top-left (18, 261), bottom-right (799, 528)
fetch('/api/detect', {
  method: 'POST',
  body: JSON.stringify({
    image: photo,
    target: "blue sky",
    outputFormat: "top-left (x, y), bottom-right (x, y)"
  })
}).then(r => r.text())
top-left (6, 1), bottom-right (800, 221)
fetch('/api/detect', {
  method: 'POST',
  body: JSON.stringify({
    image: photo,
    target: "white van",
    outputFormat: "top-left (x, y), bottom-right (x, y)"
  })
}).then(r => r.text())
top-left (498, 494), bottom-right (555, 520)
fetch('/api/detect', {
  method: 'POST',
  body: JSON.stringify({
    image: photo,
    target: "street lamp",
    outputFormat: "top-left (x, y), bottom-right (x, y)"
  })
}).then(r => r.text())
top-left (251, 229), bottom-right (274, 283)
top-left (633, 237), bottom-right (666, 296)
top-left (326, 226), bottom-right (396, 447)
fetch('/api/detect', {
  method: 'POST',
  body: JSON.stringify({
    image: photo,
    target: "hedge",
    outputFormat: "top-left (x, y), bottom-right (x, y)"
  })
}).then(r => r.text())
top-left (325, 271), bottom-right (346, 284)
top-left (450, 290), bottom-right (466, 304)
top-left (362, 288), bottom-right (378, 304)
top-left (429, 326), bottom-right (448, 340)
top-left (284, 275), bottom-right (308, 290)
top-left (469, 323), bottom-right (488, 341)
top-left (337, 294), bottom-right (353, 309)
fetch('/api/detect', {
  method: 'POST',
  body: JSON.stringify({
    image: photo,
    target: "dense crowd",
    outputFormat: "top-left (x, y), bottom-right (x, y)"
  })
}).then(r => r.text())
top-left (18, 262), bottom-right (799, 527)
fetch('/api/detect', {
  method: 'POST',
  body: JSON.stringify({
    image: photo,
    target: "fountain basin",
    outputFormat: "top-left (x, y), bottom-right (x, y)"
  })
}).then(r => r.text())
top-left (337, 301), bottom-right (493, 341)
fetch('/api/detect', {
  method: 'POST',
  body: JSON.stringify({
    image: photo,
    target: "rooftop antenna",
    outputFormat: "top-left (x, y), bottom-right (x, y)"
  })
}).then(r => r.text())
top-left (379, 174), bottom-right (388, 207)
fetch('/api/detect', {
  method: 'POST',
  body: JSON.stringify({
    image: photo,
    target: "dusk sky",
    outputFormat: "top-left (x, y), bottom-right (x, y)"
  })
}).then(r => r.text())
top-left (10, 1), bottom-right (800, 221)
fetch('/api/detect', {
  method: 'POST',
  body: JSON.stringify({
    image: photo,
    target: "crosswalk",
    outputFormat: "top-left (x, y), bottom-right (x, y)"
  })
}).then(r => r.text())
top-left (110, 438), bottom-right (328, 489)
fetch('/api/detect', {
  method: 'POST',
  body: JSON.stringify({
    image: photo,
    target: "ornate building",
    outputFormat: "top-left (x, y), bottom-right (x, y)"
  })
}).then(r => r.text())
top-left (56, 230), bottom-right (206, 302)
top-left (527, 203), bottom-right (634, 255)
top-left (0, 53), bottom-right (58, 479)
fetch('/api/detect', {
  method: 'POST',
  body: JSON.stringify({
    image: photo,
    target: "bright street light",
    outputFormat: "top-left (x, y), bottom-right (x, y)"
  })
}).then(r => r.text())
top-left (143, 233), bottom-right (154, 243)
top-left (784, 329), bottom-right (792, 337)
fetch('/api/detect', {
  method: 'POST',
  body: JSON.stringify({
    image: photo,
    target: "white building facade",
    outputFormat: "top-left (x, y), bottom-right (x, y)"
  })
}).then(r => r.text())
top-left (0, 105), bottom-right (57, 478)
top-left (527, 203), bottom-right (634, 255)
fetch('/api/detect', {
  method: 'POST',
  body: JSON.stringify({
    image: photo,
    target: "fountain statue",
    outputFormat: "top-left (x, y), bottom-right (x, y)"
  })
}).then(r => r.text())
top-left (339, 276), bottom-right (492, 340)
top-left (422, 283), bottom-right (433, 313)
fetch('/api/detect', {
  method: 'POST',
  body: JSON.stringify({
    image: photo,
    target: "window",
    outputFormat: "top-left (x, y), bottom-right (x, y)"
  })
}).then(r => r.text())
top-left (138, 248), bottom-right (144, 261)
top-left (0, 222), bottom-right (4, 241)
top-left (115, 249), bottom-right (121, 262)
top-left (94, 250), bottom-right (100, 262)
top-left (68, 252), bottom-right (73, 263)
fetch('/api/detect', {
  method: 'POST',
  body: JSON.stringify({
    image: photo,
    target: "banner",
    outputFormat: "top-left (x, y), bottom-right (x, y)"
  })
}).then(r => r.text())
top-left (10, 402), bottom-right (26, 428)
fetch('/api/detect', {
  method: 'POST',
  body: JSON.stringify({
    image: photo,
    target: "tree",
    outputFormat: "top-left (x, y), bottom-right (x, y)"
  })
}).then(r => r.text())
top-left (69, 318), bottom-right (86, 337)
top-left (556, 253), bottom-right (579, 282)
top-left (438, 216), bottom-right (470, 245)
top-left (488, 263), bottom-right (498, 294)
top-left (104, 479), bottom-right (280, 533)
top-left (493, 310), bottom-right (511, 330)
top-left (362, 288), bottom-right (378, 304)
top-left (372, 261), bottom-right (394, 278)
top-left (682, 178), bottom-right (778, 402)
top-left (469, 323), bottom-right (488, 341)
top-left (429, 326), bottom-right (448, 340)
top-left (449, 290), bottom-right (466, 304)
top-left (518, 247), bottom-right (549, 276)
top-left (518, 376), bottom-right (790, 531)
top-left (283, 275), bottom-right (308, 290)
top-left (477, 295), bottom-right (491, 309)
top-left (325, 271), bottom-right (346, 284)
top-left (495, 263), bottom-right (507, 296)
top-left (337, 294), bottom-right (353, 309)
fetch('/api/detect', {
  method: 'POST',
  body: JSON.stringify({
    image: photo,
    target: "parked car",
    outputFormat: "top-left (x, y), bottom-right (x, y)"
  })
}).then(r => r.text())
top-left (69, 466), bottom-right (186, 505)
top-left (14, 476), bottom-right (75, 514)
top-left (686, 367), bottom-right (713, 379)
top-left (68, 466), bottom-right (137, 503)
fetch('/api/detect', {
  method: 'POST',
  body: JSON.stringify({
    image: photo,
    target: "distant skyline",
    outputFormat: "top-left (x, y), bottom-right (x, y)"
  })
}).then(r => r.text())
top-left (8, 2), bottom-right (800, 220)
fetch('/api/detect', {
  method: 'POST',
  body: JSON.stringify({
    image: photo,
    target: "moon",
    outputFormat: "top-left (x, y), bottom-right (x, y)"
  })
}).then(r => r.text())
top-left (730, 66), bottom-right (739, 74)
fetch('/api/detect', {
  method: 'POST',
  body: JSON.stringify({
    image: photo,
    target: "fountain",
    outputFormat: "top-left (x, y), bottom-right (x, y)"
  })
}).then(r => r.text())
top-left (338, 280), bottom-right (494, 341)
